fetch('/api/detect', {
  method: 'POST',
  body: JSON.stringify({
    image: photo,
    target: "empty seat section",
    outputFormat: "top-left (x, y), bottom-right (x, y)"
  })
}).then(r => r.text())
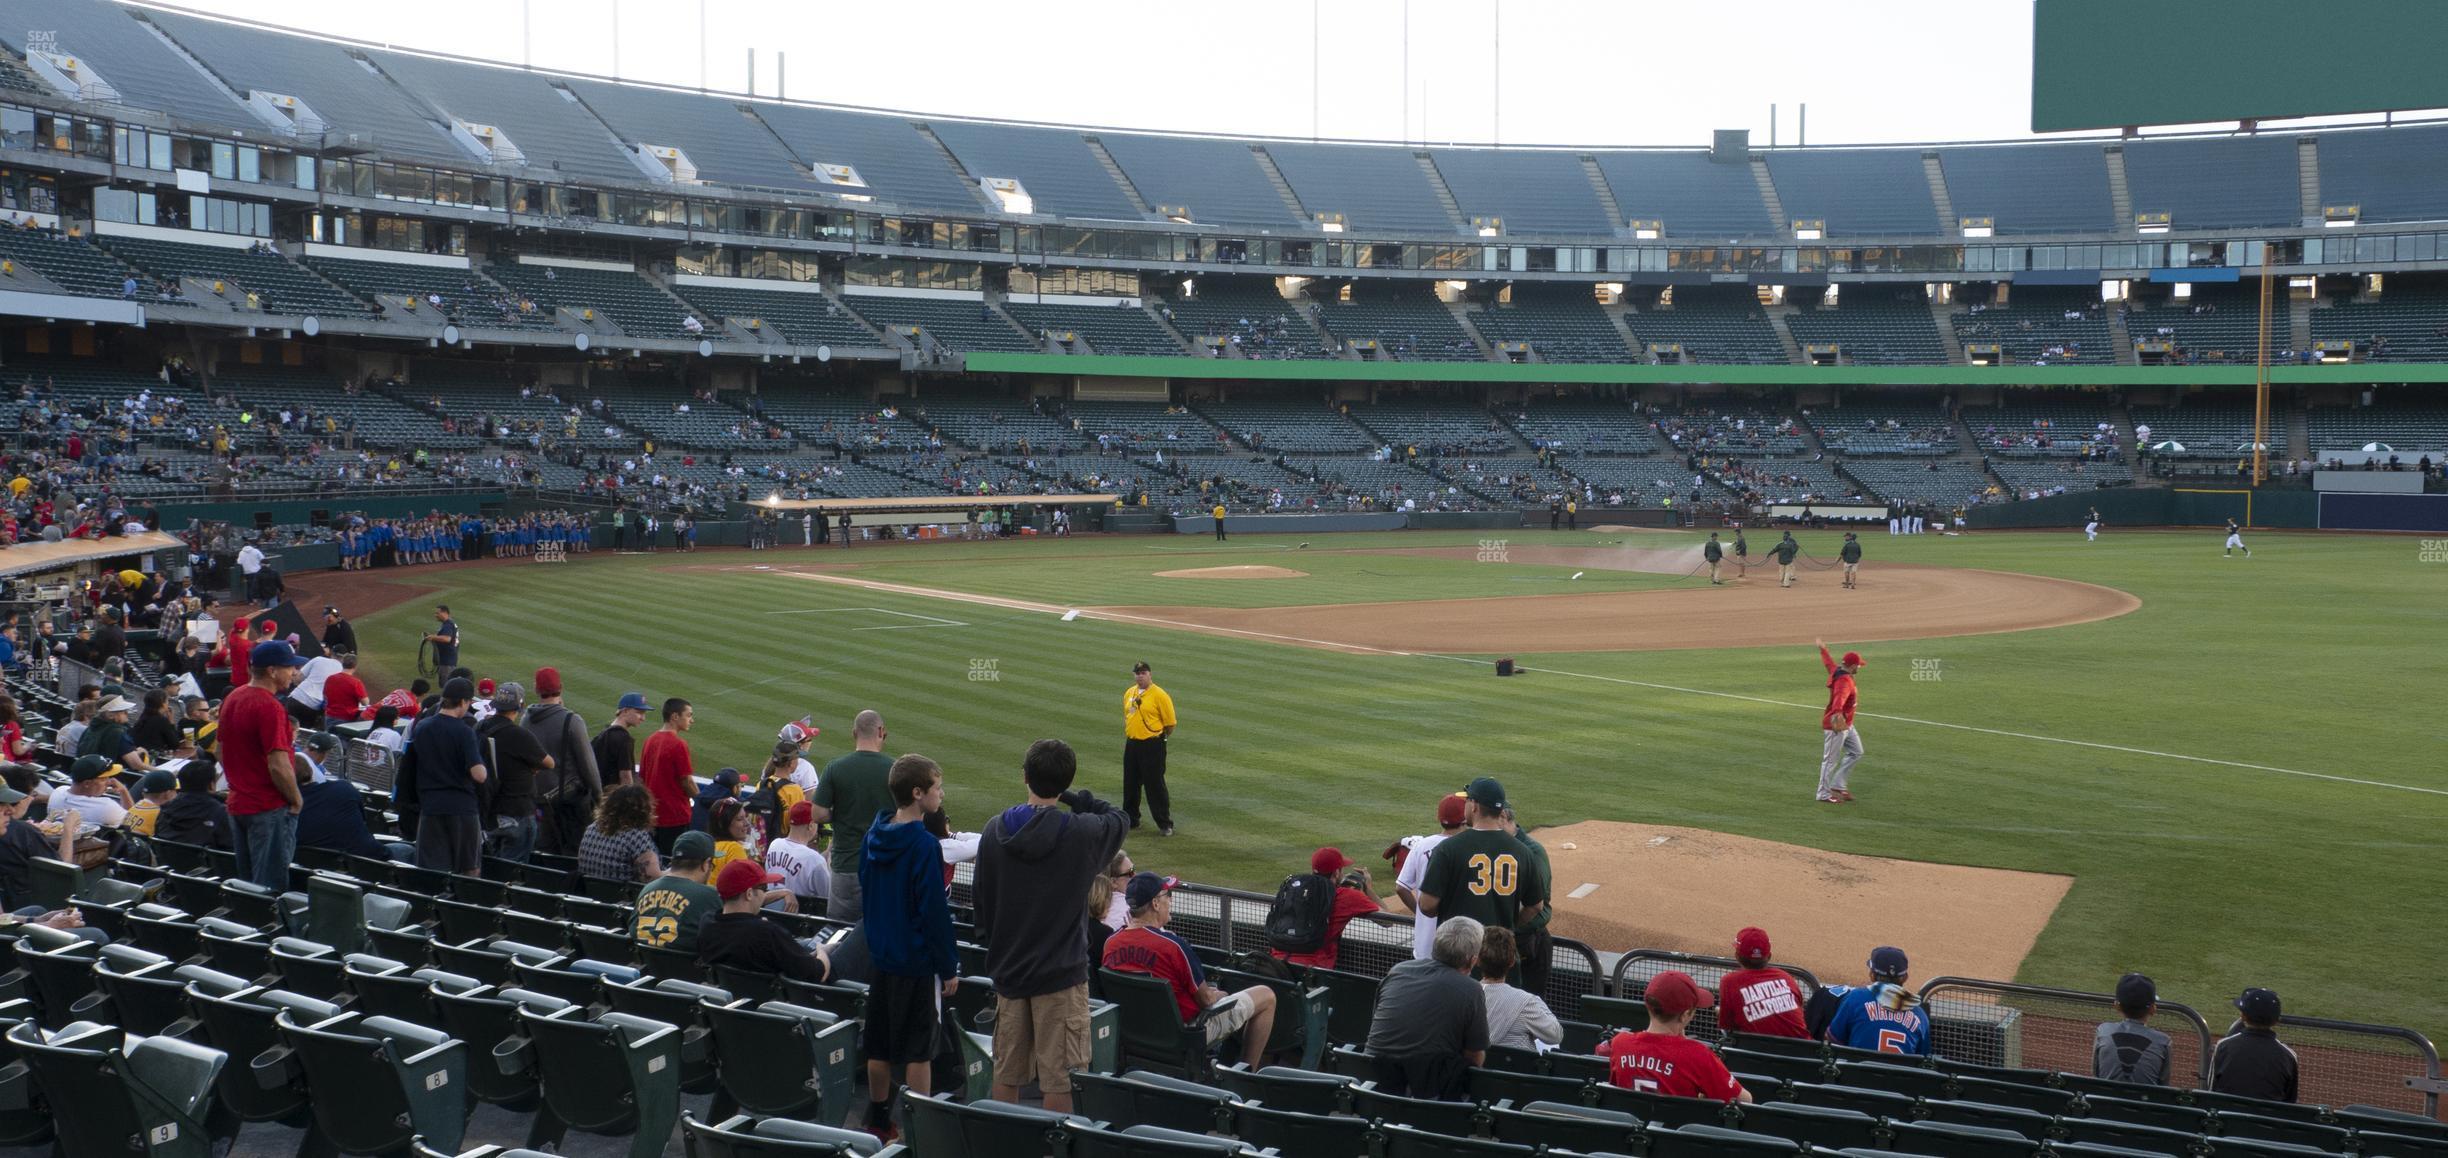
top-left (840, 294), bottom-right (1036, 352)
top-left (1657, 407), bottom-right (1806, 455)
top-left (592, 381), bottom-right (769, 448)
top-left (1709, 456), bottom-right (1859, 503)
top-left (911, 393), bottom-right (1085, 453)
top-left (2305, 399), bottom-right (2448, 455)
top-left (560, 78), bottom-right (813, 193)
top-left (1809, 400), bottom-right (1956, 455)
top-left (1263, 142), bottom-right (1453, 234)
top-left (1099, 134), bottom-right (1304, 228)
top-left (1951, 286), bottom-right (2112, 363)
top-left (670, 282), bottom-right (878, 348)
top-left (1005, 300), bottom-right (1185, 356)
top-left (303, 254), bottom-right (560, 331)
top-left (1430, 149), bottom-right (1612, 235)
top-left (1593, 150), bottom-right (1777, 237)
top-left (1938, 143), bottom-right (2116, 234)
top-left (1349, 403), bottom-right (1513, 455)
top-left (1626, 289), bottom-right (1786, 365)
top-left (0, 0), bottom-right (252, 127)
top-left (1965, 395), bottom-right (2123, 458)
top-left (1785, 290), bottom-right (1948, 365)
top-left (1469, 287), bottom-right (1632, 364)
top-left (1504, 400), bottom-right (1660, 455)
top-left (1440, 456), bottom-right (1580, 504)
top-left (753, 103), bottom-right (984, 215)
top-left (1196, 399), bottom-right (1375, 453)
top-left (2131, 285), bottom-right (2270, 363)
top-left (147, 10), bottom-right (466, 164)
top-left (1316, 285), bottom-right (1481, 361)
top-left (2130, 402), bottom-right (2260, 461)
top-left (929, 121), bottom-right (1140, 220)
top-left (1149, 454), bottom-right (1319, 508)
top-left (369, 50), bottom-right (650, 185)
top-left (1281, 456), bottom-right (1448, 508)
top-left (2316, 124), bottom-right (2448, 225)
top-left (2122, 135), bottom-right (2300, 229)
top-left (484, 262), bottom-right (701, 340)
top-left (1842, 459), bottom-right (1995, 506)
top-left (97, 236), bottom-right (377, 318)
top-left (1989, 457), bottom-right (2134, 493)
top-left (1166, 283), bottom-right (1333, 359)
top-left (2310, 284), bottom-right (2448, 361)
top-left (1064, 401), bottom-right (1231, 453)
top-left (214, 366), bottom-right (474, 451)
top-left (751, 390), bottom-right (931, 450)
top-left (0, 228), bottom-right (163, 300)
top-left (1765, 149), bottom-right (1941, 236)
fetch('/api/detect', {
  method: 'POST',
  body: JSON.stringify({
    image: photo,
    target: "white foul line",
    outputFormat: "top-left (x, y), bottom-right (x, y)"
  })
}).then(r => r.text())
top-left (765, 570), bottom-right (2447, 798)
top-left (763, 606), bottom-right (969, 630)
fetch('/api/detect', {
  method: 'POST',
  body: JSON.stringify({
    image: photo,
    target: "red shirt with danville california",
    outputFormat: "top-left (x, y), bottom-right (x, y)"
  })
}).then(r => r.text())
top-left (219, 683), bottom-right (296, 817)
top-left (1717, 966), bottom-right (1811, 1038)
top-left (1597, 1030), bottom-right (1744, 1101)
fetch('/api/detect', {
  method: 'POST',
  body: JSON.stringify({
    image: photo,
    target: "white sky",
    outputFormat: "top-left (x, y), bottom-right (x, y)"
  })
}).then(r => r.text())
top-left (148, 0), bottom-right (2065, 147)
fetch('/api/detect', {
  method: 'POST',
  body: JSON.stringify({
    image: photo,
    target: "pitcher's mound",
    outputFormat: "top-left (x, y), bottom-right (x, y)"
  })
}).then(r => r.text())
top-left (1154, 565), bottom-right (1310, 580)
top-left (1538, 821), bottom-right (2070, 985)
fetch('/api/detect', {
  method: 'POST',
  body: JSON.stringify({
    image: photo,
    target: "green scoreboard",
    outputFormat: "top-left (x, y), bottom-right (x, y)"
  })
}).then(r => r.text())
top-left (2033, 0), bottom-right (2448, 131)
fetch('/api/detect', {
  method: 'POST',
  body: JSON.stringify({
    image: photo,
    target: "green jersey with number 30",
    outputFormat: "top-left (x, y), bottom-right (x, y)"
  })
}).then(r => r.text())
top-left (1419, 828), bottom-right (1548, 938)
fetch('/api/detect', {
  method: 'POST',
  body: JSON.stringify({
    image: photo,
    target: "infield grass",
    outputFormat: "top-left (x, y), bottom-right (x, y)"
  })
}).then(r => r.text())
top-left (347, 526), bottom-right (2448, 1036)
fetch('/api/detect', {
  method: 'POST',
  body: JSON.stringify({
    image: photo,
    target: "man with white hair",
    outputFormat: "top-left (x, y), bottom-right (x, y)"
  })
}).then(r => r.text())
top-left (1365, 915), bottom-right (1488, 1101)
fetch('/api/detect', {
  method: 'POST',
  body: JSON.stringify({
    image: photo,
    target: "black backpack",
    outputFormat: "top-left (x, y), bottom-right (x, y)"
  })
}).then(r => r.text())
top-left (1264, 872), bottom-right (1336, 955)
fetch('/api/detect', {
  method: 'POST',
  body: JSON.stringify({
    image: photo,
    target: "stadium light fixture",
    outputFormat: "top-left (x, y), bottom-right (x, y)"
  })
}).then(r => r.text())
top-left (1960, 216), bottom-right (1994, 238)
top-left (1629, 219), bottom-right (1661, 240)
top-left (2323, 205), bottom-right (2360, 227)
top-left (1791, 219), bottom-right (1825, 241)
top-left (2136, 211), bottom-right (2172, 235)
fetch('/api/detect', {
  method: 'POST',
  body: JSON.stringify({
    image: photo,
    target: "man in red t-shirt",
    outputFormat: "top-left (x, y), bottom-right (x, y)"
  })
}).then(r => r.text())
top-left (1101, 872), bottom-right (1275, 1068)
top-left (639, 697), bottom-right (696, 854)
top-left (221, 639), bottom-right (306, 893)
top-left (1272, 846), bottom-right (1385, 971)
top-left (1597, 971), bottom-right (1751, 1103)
top-left (320, 654), bottom-right (370, 723)
top-left (1717, 926), bottom-right (1811, 1039)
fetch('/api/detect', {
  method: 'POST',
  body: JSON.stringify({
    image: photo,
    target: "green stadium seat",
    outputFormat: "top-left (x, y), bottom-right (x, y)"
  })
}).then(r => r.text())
top-left (271, 1007), bottom-right (472, 1155)
top-left (1728, 1100), bottom-right (1884, 1150)
top-left (508, 957), bottom-right (610, 1007)
top-left (679, 1112), bottom-right (884, 1156)
top-left (1101, 966), bottom-right (1219, 1079)
top-left (507, 1005), bottom-right (686, 1158)
top-left (2340, 1104), bottom-right (2448, 1142)
top-left (2211, 1112), bottom-right (2356, 1152)
top-left (1589, 1083), bottom-right (1739, 1129)
top-left (2205, 1139), bottom-right (2341, 1158)
top-left (1211, 1062), bottom-right (1351, 1115)
top-left (1916, 1097), bottom-right (2056, 1139)
top-left (2185, 1089), bottom-right (2334, 1123)
top-left (2057, 1070), bottom-right (2190, 1104)
top-left (125, 903), bottom-right (205, 961)
top-left (900, 1090), bottom-right (1075, 1158)
top-left (1298, 965), bottom-right (1381, 1045)
top-left (179, 972), bottom-right (339, 1130)
top-left (2083, 1093), bottom-right (2213, 1133)
top-left (2052, 1114), bottom-right (2203, 1152)
top-left (1375, 1123), bottom-right (1536, 1158)
top-left (1720, 1046), bottom-right (1833, 1086)
top-left (1209, 964), bottom-right (1329, 1068)
top-left (700, 999), bottom-right (856, 1124)
top-left (1066, 1122), bottom-right (1261, 1158)
top-left (1070, 1068), bottom-right (1238, 1136)
top-left (1950, 1072), bottom-right (2080, 1115)
top-left (267, 935), bottom-right (349, 1000)
top-left (7, 1020), bottom-right (228, 1158)
top-left (429, 977), bottom-right (564, 1111)
top-left (304, 873), bottom-right (414, 955)
top-left (1349, 1081), bottom-right (1485, 1134)
top-left (1466, 1065), bottom-right (1590, 1108)
top-left (2348, 1129), bottom-right (2448, 1157)
top-left (1228, 1101), bottom-right (1377, 1155)
top-left (10, 925), bottom-right (101, 1027)
top-left (78, 945), bottom-right (196, 1036)
top-left (1647, 1122), bottom-right (1803, 1156)
top-left (1483, 1102), bottom-right (1644, 1152)
top-left (1882, 1119), bottom-right (2042, 1158)
top-left (1833, 1058), bottom-right (1953, 1099)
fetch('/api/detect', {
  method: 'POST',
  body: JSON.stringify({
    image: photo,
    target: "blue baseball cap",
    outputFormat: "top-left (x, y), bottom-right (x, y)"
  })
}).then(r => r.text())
top-left (1868, 946), bottom-right (1910, 978)
top-left (249, 640), bottom-right (307, 669)
top-left (618, 692), bottom-right (651, 712)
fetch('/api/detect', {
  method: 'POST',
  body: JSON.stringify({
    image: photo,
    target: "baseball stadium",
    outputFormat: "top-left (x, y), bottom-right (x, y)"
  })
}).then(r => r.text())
top-left (0, 0), bottom-right (2442, 1154)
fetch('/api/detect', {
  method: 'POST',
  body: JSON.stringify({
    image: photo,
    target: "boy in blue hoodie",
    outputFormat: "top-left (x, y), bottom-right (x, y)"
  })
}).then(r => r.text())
top-left (858, 754), bottom-right (959, 1144)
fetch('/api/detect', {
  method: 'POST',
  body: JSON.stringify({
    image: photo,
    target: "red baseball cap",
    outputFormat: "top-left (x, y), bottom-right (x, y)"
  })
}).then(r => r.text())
top-left (714, 859), bottom-right (784, 899)
top-left (477, 679), bottom-right (496, 696)
top-left (1311, 847), bottom-right (1354, 876)
top-left (1642, 970), bottom-right (1708, 1018)
top-left (1734, 927), bottom-right (1772, 964)
top-left (1435, 793), bottom-right (1468, 828)
top-left (786, 801), bottom-right (815, 826)
top-left (1841, 652), bottom-right (1866, 668)
top-left (533, 667), bottom-right (562, 698)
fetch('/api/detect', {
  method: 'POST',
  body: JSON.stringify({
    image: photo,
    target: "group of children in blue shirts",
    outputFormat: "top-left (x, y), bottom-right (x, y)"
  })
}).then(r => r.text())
top-left (334, 511), bottom-right (592, 570)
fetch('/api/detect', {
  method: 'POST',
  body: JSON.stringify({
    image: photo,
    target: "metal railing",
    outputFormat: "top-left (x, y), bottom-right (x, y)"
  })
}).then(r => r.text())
top-left (1611, 949), bottom-right (1826, 1045)
top-left (2252, 1011), bottom-right (2441, 1120)
top-left (1918, 977), bottom-right (2216, 1088)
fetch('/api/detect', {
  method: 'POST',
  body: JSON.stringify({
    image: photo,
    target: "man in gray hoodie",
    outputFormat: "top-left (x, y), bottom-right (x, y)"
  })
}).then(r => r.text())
top-left (973, 738), bottom-right (1128, 1114)
top-left (523, 666), bottom-right (601, 856)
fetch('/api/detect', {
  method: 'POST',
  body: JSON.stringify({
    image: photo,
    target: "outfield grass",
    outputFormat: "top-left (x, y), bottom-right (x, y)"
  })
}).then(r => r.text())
top-left (348, 527), bottom-right (2448, 1035)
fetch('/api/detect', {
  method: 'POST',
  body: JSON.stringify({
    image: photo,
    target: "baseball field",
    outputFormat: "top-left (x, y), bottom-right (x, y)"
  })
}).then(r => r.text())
top-left (319, 525), bottom-right (2448, 1039)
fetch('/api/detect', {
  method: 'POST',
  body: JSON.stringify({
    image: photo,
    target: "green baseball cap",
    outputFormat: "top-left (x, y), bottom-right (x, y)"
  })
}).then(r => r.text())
top-left (1464, 776), bottom-right (1508, 812)
top-left (670, 831), bottom-right (717, 862)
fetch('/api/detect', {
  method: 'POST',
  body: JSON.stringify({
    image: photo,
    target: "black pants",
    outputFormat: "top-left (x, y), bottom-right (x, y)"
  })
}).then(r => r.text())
top-left (1517, 926), bottom-right (1554, 1000)
top-left (1122, 736), bottom-right (1171, 829)
top-left (1214, 521), bottom-right (1226, 540)
top-left (1371, 1052), bottom-right (1470, 1102)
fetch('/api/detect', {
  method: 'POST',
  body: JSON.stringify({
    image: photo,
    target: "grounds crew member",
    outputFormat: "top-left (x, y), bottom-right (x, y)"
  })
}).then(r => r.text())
top-left (1840, 533), bottom-right (1863, 589)
top-left (1704, 533), bottom-right (1726, 584)
top-left (1772, 532), bottom-right (1801, 588)
top-left (1732, 528), bottom-right (1749, 577)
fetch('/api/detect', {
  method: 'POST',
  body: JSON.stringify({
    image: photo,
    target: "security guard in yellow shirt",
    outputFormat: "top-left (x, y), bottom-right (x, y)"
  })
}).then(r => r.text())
top-left (1123, 661), bottom-right (1178, 835)
top-left (1212, 503), bottom-right (1227, 541)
